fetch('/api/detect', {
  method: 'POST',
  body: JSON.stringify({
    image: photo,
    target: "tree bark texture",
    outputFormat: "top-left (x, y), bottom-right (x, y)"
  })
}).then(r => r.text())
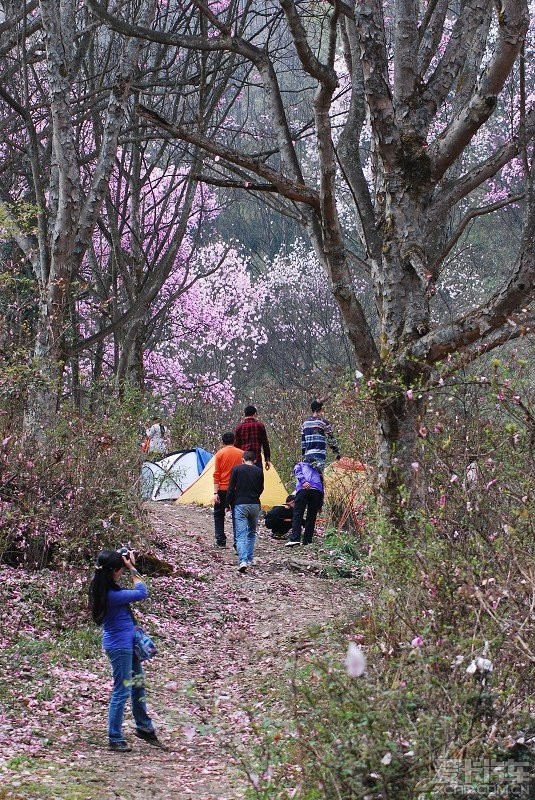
top-left (15, 0), bottom-right (153, 438)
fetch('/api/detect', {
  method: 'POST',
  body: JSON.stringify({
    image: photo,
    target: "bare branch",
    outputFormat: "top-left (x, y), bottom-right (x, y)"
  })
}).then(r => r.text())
top-left (280, 0), bottom-right (336, 84)
top-left (419, 0), bottom-right (490, 127)
top-left (417, 0), bottom-right (448, 76)
top-left (136, 103), bottom-right (321, 211)
top-left (393, 0), bottom-right (418, 106)
top-left (429, 0), bottom-right (530, 180)
top-left (431, 194), bottom-right (524, 275)
top-left (408, 203), bottom-right (534, 366)
top-left (428, 106), bottom-right (534, 221)
top-left (354, 0), bottom-right (399, 166)
top-left (86, 0), bottom-right (236, 53)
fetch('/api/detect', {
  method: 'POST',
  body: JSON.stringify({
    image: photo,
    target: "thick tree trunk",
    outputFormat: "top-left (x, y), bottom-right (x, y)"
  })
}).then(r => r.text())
top-left (24, 309), bottom-right (65, 441)
top-left (375, 392), bottom-right (424, 522)
top-left (116, 322), bottom-right (146, 395)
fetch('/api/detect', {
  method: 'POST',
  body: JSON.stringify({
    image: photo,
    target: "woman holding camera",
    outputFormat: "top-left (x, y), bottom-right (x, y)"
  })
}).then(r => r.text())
top-left (88, 549), bottom-right (162, 752)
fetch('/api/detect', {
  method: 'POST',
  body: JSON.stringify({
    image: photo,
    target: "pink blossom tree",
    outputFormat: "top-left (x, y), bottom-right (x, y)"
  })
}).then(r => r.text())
top-left (0, 0), bottom-right (246, 430)
top-left (144, 241), bottom-right (267, 407)
top-left (88, 0), bottom-right (534, 521)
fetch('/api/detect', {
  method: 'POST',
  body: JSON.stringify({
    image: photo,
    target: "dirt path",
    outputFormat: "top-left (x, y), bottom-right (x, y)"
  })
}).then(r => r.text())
top-left (1, 502), bottom-right (361, 800)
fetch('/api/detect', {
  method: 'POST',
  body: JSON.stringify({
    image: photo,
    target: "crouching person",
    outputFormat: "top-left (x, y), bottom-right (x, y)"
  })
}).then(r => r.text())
top-left (285, 455), bottom-right (324, 547)
top-left (264, 495), bottom-right (296, 539)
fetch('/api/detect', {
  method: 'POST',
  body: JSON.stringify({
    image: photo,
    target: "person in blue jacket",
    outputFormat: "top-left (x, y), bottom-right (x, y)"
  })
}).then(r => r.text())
top-left (88, 548), bottom-right (162, 752)
top-left (285, 455), bottom-right (325, 547)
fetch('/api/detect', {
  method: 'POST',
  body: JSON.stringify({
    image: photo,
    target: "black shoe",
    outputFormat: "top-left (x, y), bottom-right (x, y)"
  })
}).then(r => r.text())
top-left (134, 728), bottom-right (165, 747)
top-left (108, 740), bottom-right (132, 752)
top-left (215, 542), bottom-right (226, 548)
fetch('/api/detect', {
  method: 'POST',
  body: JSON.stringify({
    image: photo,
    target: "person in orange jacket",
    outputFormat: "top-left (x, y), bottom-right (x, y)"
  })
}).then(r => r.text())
top-left (212, 432), bottom-right (243, 547)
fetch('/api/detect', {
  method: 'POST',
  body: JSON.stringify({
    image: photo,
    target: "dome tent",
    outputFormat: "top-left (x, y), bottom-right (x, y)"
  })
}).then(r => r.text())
top-left (176, 457), bottom-right (288, 510)
top-left (141, 448), bottom-right (213, 501)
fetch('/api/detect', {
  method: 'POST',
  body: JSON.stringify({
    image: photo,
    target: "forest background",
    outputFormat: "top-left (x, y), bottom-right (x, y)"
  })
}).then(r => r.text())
top-left (0, 1), bottom-right (534, 798)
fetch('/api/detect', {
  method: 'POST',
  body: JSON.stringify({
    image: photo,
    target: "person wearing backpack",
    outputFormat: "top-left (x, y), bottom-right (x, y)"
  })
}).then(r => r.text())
top-left (145, 417), bottom-right (170, 456)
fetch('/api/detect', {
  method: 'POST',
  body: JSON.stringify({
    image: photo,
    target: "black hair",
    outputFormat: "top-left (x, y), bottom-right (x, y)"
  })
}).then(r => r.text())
top-left (88, 549), bottom-right (125, 625)
top-left (242, 450), bottom-right (256, 462)
top-left (150, 417), bottom-right (165, 436)
top-left (222, 431), bottom-right (235, 445)
top-left (244, 405), bottom-right (257, 417)
top-left (285, 494), bottom-right (296, 503)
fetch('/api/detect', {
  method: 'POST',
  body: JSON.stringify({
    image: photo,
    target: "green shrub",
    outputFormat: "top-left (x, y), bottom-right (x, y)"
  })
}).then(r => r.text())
top-left (242, 371), bottom-right (534, 800)
top-left (0, 400), bottom-right (147, 568)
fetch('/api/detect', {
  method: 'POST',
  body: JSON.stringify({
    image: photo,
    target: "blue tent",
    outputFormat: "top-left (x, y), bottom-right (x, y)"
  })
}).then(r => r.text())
top-left (140, 447), bottom-right (213, 501)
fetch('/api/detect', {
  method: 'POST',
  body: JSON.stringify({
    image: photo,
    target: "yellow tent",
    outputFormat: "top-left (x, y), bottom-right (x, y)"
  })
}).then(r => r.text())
top-left (176, 457), bottom-right (288, 510)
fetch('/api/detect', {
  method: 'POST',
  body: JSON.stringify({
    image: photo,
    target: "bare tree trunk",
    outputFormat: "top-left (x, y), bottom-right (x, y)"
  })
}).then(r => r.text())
top-left (24, 312), bottom-right (65, 439)
top-left (374, 392), bottom-right (426, 519)
top-left (115, 320), bottom-right (146, 395)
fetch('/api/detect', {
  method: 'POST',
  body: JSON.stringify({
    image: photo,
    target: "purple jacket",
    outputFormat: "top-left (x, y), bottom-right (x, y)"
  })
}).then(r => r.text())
top-left (294, 461), bottom-right (324, 494)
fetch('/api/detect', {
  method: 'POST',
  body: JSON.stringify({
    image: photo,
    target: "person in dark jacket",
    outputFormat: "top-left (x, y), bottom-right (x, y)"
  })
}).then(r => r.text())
top-left (285, 455), bottom-right (324, 547)
top-left (264, 495), bottom-right (296, 539)
top-left (88, 549), bottom-right (163, 752)
top-left (226, 450), bottom-right (264, 573)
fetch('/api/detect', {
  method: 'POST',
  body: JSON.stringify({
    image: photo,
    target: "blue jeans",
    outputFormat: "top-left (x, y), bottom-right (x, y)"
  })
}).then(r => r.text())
top-left (106, 648), bottom-right (154, 743)
top-left (234, 503), bottom-right (260, 564)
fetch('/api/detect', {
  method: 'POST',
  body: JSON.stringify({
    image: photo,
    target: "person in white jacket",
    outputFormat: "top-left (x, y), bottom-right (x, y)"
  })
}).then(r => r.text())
top-left (145, 417), bottom-right (170, 455)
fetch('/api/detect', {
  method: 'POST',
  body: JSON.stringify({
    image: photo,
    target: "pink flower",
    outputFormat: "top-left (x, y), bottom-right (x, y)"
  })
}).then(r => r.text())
top-left (406, 389), bottom-right (414, 400)
top-left (182, 725), bottom-right (196, 742)
top-left (411, 636), bottom-right (424, 648)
